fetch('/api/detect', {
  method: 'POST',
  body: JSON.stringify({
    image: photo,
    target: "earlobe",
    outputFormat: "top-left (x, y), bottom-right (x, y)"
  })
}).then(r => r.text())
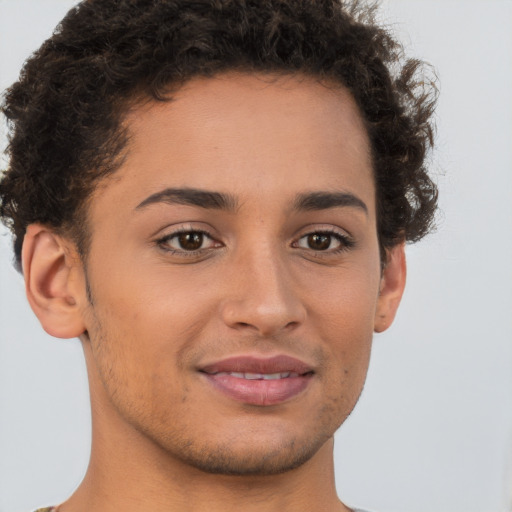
top-left (374, 243), bottom-right (407, 333)
top-left (22, 224), bottom-right (87, 339)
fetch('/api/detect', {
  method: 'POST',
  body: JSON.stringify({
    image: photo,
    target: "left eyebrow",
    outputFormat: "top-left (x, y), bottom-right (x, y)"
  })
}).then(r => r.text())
top-left (293, 191), bottom-right (368, 215)
top-left (135, 187), bottom-right (238, 211)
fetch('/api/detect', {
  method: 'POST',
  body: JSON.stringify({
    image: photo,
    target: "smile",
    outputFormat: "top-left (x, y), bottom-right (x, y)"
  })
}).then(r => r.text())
top-left (199, 355), bottom-right (314, 406)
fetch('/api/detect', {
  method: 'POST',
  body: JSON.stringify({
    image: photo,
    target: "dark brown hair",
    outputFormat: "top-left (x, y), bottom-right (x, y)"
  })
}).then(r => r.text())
top-left (0, 0), bottom-right (438, 270)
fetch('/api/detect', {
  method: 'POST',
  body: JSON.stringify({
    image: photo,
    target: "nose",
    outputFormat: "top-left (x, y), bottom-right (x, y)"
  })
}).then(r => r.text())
top-left (219, 248), bottom-right (306, 337)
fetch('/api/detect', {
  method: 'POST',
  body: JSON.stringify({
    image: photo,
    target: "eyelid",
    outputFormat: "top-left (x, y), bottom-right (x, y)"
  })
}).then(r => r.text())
top-left (153, 222), bottom-right (218, 240)
top-left (292, 223), bottom-right (353, 241)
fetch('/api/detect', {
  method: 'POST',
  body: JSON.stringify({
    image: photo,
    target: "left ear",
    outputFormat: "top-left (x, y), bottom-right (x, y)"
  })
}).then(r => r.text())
top-left (374, 243), bottom-right (407, 333)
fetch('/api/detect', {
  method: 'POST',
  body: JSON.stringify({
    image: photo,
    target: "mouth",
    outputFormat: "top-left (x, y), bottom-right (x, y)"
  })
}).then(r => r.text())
top-left (198, 355), bottom-right (314, 406)
top-left (209, 371), bottom-right (302, 380)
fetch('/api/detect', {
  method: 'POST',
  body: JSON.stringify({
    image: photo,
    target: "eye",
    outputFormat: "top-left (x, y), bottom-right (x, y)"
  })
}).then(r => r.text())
top-left (295, 231), bottom-right (353, 252)
top-left (157, 230), bottom-right (220, 253)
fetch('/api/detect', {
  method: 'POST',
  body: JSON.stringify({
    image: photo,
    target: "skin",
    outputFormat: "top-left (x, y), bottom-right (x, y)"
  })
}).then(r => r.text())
top-left (22, 73), bottom-right (406, 512)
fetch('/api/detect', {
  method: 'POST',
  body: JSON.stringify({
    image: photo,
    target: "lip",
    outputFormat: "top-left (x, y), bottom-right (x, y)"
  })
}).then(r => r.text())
top-left (199, 355), bottom-right (314, 406)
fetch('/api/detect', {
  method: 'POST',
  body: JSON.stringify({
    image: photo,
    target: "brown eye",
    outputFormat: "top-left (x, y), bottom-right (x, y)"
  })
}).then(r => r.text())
top-left (177, 232), bottom-right (204, 251)
top-left (296, 231), bottom-right (350, 252)
top-left (158, 230), bottom-right (219, 253)
top-left (306, 233), bottom-right (332, 251)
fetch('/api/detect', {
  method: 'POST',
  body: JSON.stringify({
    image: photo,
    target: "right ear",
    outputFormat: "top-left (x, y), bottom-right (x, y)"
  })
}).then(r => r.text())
top-left (22, 224), bottom-right (87, 339)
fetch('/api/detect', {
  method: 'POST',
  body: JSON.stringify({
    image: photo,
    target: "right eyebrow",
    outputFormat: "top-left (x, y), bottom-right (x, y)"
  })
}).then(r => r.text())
top-left (135, 187), bottom-right (239, 212)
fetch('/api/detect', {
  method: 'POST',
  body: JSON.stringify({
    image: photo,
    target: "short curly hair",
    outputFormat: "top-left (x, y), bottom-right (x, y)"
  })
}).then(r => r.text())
top-left (0, 0), bottom-right (438, 271)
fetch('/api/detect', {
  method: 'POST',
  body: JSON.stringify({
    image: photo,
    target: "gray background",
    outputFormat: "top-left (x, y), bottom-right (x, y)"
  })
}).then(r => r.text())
top-left (1, 1), bottom-right (511, 511)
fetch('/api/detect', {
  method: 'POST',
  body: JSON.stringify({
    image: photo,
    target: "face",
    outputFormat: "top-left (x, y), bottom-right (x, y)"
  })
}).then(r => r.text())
top-left (78, 73), bottom-right (389, 475)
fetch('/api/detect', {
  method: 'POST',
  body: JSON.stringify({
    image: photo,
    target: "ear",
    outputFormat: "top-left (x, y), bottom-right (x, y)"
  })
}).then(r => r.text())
top-left (374, 243), bottom-right (407, 333)
top-left (22, 224), bottom-right (87, 339)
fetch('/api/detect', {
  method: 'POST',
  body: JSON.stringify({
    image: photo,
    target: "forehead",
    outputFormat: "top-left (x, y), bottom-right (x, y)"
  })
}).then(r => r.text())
top-left (89, 72), bottom-right (374, 220)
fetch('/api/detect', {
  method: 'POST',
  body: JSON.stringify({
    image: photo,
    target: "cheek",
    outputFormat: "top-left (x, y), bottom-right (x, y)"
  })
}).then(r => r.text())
top-left (85, 297), bottom-right (194, 428)
top-left (302, 263), bottom-right (379, 387)
top-left (304, 259), bottom-right (381, 335)
top-left (84, 263), bottom-right (220, 410)
top-left (89, 260), bottom-right (210, 341)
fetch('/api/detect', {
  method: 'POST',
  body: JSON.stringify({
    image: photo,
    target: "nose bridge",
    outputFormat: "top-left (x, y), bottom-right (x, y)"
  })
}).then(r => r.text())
top-left (220, 237), bottom-right (305, 335)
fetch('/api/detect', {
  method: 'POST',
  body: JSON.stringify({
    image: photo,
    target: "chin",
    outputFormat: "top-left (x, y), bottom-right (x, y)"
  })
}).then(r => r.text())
top-left (155, 418), bottom-right (340, 476)
top-left (170, 435), bottom-right (329, 476)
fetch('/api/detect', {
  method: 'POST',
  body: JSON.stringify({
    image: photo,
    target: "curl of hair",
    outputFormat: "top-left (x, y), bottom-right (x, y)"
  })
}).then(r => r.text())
top-left (0, 0), bottom-right (438, 270)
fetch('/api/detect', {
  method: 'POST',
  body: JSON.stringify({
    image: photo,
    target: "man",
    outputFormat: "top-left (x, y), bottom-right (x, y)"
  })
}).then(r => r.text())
top-left (0, 1), bottom-right (437, 511)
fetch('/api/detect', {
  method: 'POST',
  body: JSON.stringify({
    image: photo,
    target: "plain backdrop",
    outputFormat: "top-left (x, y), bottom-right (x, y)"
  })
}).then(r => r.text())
top-left (1, 1), bottom-right (511, 512)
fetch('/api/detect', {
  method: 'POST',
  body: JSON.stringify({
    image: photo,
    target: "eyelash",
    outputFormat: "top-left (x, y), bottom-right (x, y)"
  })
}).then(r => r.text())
top-left (155, 227), bottom-right (355, 257)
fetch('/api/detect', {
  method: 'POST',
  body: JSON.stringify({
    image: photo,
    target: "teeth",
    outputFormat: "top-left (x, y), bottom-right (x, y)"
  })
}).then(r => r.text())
top-left (244, 372), bottom-right (262, 380)
top-left (215, 371), bottom-right (298, 380)
top-left (262, 372), bottom-right (287, 380)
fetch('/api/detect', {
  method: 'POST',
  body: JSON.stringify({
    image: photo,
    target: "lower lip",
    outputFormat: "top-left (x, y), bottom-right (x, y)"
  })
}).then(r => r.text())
top-left (202, 373), bottom-right (312, 406)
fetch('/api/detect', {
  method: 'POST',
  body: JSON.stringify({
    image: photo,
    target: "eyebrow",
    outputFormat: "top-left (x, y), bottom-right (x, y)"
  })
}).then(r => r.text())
top-left (293, 191), bottom-right (368, 214)
top-left (136, 187), bottom-right (238, 211)
top-left (135, 187), bottom-right (367, 215)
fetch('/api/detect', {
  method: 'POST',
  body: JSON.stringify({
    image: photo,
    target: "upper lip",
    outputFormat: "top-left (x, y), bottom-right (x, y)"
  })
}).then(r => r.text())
top-left (199, 355), bottom-right (314, 375)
